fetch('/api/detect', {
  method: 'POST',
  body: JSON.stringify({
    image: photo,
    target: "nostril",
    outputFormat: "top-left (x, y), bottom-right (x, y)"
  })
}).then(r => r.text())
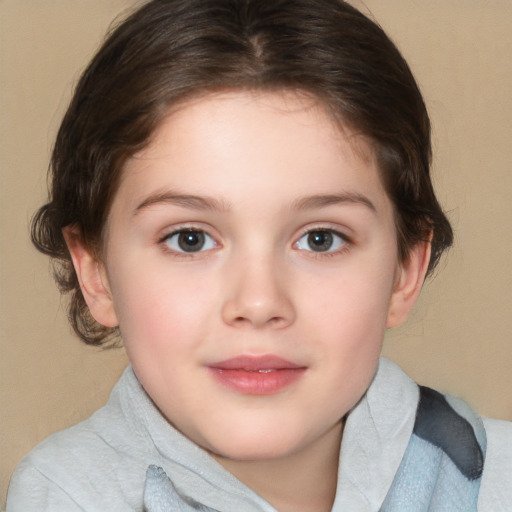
top-left (220, 277), bottom-right (296, 328)
top-left (229, 313), bottom-right (287, 329)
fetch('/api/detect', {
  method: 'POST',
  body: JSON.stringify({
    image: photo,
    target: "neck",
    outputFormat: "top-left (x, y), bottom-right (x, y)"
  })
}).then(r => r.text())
top-left (212, 420), bottom-right (344, 512)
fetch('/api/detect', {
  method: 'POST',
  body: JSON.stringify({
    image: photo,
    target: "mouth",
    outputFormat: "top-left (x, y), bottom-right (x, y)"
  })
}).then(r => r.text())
top-left (207, 355), bottom-right (307, 395)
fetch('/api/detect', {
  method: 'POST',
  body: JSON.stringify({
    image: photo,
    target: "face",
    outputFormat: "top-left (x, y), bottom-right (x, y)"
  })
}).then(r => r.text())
top-left (81, 91), bottom-right (423, 463)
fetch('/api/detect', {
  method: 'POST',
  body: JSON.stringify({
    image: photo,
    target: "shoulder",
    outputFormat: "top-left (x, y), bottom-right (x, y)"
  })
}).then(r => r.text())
top-left (410, 386), bottom-right (512, 511)
top-left (411, 386), bottom-right (512, 510)
top-left (7, 367), bottom-right (150, 512)
top-left (478, 418), bottom-right (512, 511)
top-left (7, 417), bottom-right (131, 511)
top-left (374, 361), bottom-right (512, 511)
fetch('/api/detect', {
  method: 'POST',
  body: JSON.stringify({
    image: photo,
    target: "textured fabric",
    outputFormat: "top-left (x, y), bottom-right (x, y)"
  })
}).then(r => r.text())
top-left (480, 418), bottom-right (512, 508)
top-left (412, 387), bottom-right (484, 480)
top-left (143, 466), bottom-right (212, 512)
top-left (142, 386), bottom-right (488, 512)
top-left (380, 387), bottom-right (486, 512)
top-left (6, 359), bottom-right (512, 512)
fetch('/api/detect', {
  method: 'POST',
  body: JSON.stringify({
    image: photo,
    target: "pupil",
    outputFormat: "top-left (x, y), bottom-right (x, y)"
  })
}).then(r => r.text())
top-left (308, 231), bottom-right (333, 252)
top-left (178, 231), bottom-right (205, 252)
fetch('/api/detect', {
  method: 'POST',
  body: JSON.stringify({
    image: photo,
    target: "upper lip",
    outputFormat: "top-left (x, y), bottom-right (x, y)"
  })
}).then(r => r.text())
top-left (208, 355), bottom-right (304, 371)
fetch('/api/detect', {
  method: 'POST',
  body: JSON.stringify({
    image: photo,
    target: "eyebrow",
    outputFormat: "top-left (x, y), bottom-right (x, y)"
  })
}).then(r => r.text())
top-left (134, 190), bottom-right (376, 215)
top-left (291, 193), bottom-right (376, 213)
top-left (134, 191), bottom-right (231, 215)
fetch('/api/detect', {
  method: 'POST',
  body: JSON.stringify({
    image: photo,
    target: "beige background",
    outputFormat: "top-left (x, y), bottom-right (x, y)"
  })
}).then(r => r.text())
top-left (1, 0), bottom-right (511, 506)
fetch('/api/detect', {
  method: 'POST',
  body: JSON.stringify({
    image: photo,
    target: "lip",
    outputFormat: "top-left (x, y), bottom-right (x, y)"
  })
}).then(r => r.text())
top-left (207, 355), bottom-right (307, 395)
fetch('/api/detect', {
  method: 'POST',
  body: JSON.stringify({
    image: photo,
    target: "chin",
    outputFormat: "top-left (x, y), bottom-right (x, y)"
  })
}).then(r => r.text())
top-left (210, 443), bottom-right (297, 463)
top-left (200, 424), bottom-right (311, 463)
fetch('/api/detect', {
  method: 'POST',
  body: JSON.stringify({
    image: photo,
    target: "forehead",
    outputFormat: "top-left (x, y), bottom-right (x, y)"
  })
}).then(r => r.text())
top-left (115, 90), bottom-right (390, 216)
top-left (153, 90), bottom-right (374, 159)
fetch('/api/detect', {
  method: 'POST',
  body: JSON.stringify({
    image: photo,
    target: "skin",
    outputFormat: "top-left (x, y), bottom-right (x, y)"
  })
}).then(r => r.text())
top-left (66, 91), bottom-right (430, 512)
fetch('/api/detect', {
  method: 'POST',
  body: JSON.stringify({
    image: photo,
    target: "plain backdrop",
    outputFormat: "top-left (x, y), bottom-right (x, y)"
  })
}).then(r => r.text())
top-left (1, 0), bottom-right (511, 506)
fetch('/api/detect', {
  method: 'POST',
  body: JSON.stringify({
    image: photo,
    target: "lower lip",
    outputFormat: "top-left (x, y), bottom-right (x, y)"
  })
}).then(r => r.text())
top-left (208, 367), bottom-right (306, 395)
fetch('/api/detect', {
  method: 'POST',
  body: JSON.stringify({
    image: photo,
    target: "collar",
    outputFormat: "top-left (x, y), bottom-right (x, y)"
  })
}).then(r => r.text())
top-left (332, 358), bottom-right (419, 511)
top-left (121, 358), bottom-right (418, 511)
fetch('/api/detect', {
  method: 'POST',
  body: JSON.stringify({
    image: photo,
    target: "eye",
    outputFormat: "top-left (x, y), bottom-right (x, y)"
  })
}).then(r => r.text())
top-left (295, 229), bottom-right (347, 253)
top-left (164, 229), bottom-right (217, 253)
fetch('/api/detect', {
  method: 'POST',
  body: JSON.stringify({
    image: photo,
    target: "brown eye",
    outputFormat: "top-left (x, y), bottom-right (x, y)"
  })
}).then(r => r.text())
top-left (296, 229), bottom-right (347, 253)
top-left (164, 230), bottom-right (216, 253)
top-left (307, 231), bottom-right (333, 252)
top-left (178, 231), bottom-right (205, 252)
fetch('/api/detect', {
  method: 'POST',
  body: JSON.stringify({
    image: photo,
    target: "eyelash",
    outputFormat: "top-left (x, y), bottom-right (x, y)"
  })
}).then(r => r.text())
top-left (158, 227), bottom-right (219, 259)
top-left (294, 227), bottom-right (351, 258)
top-left (157, 226), bottom-right (352, 259)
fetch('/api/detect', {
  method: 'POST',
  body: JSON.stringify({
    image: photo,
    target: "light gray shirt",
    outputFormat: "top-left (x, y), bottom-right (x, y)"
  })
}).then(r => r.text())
top-left (6, 359), bottom-right (512, 511)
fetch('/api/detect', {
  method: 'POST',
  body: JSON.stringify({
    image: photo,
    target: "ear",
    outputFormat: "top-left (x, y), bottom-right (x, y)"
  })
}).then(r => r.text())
top-left (63, 227), bottom-right (119, 328)
top-left (387, 237), bottom-right (432, 328)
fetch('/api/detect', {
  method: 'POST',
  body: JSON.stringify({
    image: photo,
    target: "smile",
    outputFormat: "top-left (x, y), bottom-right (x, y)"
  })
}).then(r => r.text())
top-left (207, 355), bottom-right (307, 395)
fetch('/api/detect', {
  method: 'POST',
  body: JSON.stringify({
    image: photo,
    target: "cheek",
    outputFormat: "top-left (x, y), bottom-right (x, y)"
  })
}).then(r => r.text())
top-left (304, 278), bottom-right (391, 411)
top-left (299, 258), bottom-right (396, 369)
top-left (303, 266), bottom-right (394, 331)
top-left (111, 270), bottom-right (218, 402)
top-left (109, 263), bottom-right (218, 354)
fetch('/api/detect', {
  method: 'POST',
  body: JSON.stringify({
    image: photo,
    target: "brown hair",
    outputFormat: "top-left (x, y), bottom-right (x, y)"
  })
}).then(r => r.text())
top-left (31, 0), bottom-right (453, 346)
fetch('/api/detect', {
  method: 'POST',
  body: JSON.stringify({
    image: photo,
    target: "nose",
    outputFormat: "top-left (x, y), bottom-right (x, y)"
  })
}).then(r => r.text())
top-left (221, 255), bottom-right (296, 329)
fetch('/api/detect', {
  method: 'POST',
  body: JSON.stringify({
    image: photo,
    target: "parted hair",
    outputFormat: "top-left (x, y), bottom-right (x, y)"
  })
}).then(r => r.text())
top-left (31, 0), bottom-right (453, 346)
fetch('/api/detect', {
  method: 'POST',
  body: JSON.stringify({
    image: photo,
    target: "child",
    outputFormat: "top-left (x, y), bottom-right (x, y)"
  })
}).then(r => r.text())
top-left (6, 0), bottom-right (511, 511)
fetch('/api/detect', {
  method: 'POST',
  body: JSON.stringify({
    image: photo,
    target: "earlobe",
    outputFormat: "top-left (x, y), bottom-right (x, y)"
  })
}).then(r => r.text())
top-left (63, 227), bottom-right (119, 328)
top-left (387, 238), bottom-right (432, 328)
